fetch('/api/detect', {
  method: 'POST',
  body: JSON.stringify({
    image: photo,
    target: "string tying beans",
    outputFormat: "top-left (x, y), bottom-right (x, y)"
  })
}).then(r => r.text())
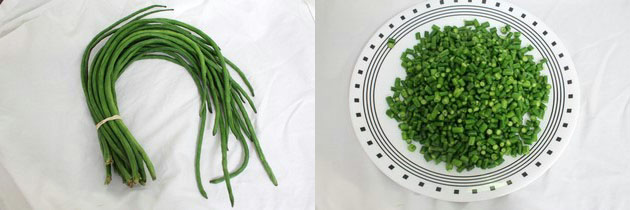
top-left (80, 5), bottom-right (277, 206)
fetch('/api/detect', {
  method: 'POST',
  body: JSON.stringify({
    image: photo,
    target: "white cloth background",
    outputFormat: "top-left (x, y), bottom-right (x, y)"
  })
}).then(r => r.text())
top-left (0, 0), bottom-right (314, 209)
top-left (317, 0), bottom-right (630, 209)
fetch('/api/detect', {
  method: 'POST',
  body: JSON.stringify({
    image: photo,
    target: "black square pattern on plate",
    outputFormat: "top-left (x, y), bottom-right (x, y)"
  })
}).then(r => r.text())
top-left (569, 94), bottom-right (573, 98)
top-left (376, 153), bottom-right (383, 158)
top-left (552, 41), bottom-right (557, 46)
top-left (454, 189), bottom-right (459, 194)
top-left (543, 31), bottom-right (548, 35)
top-left (436, 187), bottom-right (441, 192)
top-left (400, 15), bottom-right (406, 20)
top-left (535, 162), bottom-right (541, 167)
top-left (440, 0), bottom-right (444, 4)
top-left (366, 140), bottom-right (372, 145)
top-left (363, 56), bottom-right (368, 61)
top-left (559, 53), bottom-right (564, 58)
top-left (426, 3), bottom-right (430, 8)
top-left (556, 137), bottom-right (562, 142)
top-left (379, 33), bottom-right (384, 38)
top-left (567, 108), bottom-right (572, 113)
top-left (472, 189), bottom-right (478, 194)
top-left (370, 44), bottom-right (375, 49)
top-left (495, 2), bottom-right (500, 7)
top-left (354, 98), bottom-right (359, 102)
top-left (403, 174), bottom-right (409, 179)
top-left (413, 9), bottom-right (418, 13)
top-left (360, 126), bottom-right (365, 131)
top-left (418, 182), bottom-right (425, 187)
top-left (454, 0), bottom-right (458, 2)
top-left (568, 80), bottom-right (573, 84)
top-left (563, 123), bottom-right (568, 127)
top-left (358, 70), bottom-right (363, 74)
top-left (532, 21), bottom-right (538, 26)
top-left (522, 172), bottom-right (528, 177)
top-left (507, 180), bottom-right (513, 185)
top-left (354, 84), bottom-right (360, 88)
top-left (388, 165), bottom-right (395, 170)
top-left (521, 13), bottom-right (526, 18)
top-left (468, 0), bottom-right (472, 2)
top-left (490, 186), bottom-right (495, 191)
top-left (509, 7), bottom-right (513, 12)
top-left (389, 24), bottom-right (394, 28)
top-left (356, 113), bottom-right (361, 117)
top-left (482, 0), bottom-right (486, 4)
top-left (547, 150), bottom-right (553, 155)
top-left (564, 66), bottom-right (569, 70)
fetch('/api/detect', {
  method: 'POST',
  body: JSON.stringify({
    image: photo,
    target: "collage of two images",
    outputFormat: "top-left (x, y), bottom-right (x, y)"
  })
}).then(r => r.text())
top-left (1, 0), bottom-right (630, 209)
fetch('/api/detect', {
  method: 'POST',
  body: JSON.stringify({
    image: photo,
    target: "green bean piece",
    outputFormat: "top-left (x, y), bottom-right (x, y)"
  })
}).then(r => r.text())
top-left (387, 38), bottom-right (396, 48)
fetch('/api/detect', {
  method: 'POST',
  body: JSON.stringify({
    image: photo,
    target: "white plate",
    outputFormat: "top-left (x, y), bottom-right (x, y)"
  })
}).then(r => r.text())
top-left (348, 0), bottom-right (579, 202)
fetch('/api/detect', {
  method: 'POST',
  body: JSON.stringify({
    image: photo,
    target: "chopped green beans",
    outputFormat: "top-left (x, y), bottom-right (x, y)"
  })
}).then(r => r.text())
top-left (386, 20), bottom-right (550, 172)
top-left (81, 5), bottom-right (277, 206)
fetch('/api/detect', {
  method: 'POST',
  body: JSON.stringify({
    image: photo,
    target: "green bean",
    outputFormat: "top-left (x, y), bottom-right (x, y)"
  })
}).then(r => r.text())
top-left (81, 5), bottom-right (277, 206)
top-left (387, 38), bottom-right (396, 48)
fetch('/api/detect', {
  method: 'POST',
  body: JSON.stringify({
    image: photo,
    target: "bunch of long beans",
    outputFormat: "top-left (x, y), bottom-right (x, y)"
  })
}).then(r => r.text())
top-left (80, 5), bottom-right (277, 206)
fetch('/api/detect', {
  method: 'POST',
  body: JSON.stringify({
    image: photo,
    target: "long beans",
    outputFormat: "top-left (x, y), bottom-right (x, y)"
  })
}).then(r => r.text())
top-left (80, 5), bottom-right (277, 206)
